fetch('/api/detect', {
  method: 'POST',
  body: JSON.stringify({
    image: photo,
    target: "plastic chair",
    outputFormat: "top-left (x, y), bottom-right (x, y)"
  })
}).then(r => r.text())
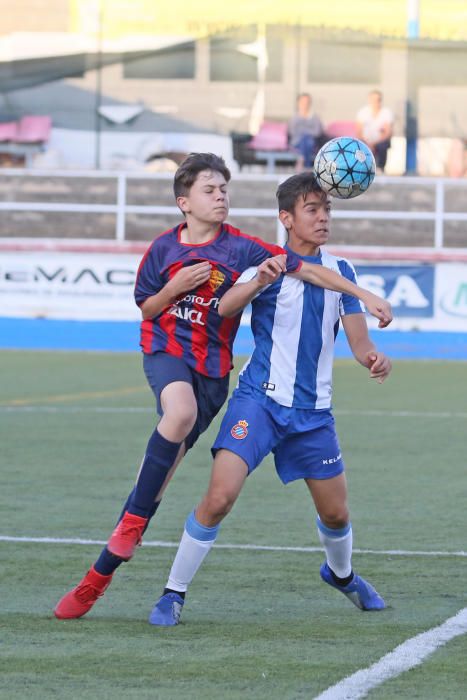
top-left (0, 122), bottom-right (18, 142)
top-left (248, 121), bottom-right (289, 151)
top-left (325, 121), bottom-right (357, 139)
top-left (16, 116), bottom-right (52, 143)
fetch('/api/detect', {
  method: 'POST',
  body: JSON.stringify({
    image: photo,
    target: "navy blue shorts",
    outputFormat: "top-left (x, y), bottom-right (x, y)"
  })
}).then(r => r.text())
top-left (212, 388), bottom-right (344, 484)
top-left (143, 352), bottom-right (229, 450)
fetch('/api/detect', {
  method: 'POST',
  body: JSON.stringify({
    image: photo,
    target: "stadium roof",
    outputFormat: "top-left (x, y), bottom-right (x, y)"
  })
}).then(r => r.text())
top-left (70, 0), bottom-right (467, 42)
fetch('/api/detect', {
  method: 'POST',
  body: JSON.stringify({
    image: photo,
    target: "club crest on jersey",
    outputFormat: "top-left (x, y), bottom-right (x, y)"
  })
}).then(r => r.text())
top-left (231, 419), bottom-right (248, 440)
top-left (209, 269), bottom-right (225, 292)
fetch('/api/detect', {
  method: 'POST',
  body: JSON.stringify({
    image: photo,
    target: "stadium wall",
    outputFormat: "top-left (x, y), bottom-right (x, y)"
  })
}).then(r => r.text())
top-left (0, 247), bottom-right (466, 360)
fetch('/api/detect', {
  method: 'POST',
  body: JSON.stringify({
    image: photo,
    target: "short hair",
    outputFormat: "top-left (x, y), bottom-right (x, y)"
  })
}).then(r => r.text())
top-left (276, 172), bottom-right (326, 214)
top-left (173, 153), bottom-right (231, 199)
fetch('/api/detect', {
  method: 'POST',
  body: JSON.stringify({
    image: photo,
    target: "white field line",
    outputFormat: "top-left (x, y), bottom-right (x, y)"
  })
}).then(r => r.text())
top-left (0, 535), bottom-right (466, 558)
top-left (314, 607), bottom-right (467, 700)
top-left (1, 405), bottom-right (467, 419)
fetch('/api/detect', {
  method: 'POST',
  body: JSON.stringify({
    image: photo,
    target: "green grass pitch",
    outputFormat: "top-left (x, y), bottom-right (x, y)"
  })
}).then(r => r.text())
top-left (1, 350), bottom-right (466, 699)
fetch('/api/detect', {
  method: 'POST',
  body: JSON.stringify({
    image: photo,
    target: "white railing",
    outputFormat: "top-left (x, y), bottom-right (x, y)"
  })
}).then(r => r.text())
top-left (0, 169), bottom-right (466, 249)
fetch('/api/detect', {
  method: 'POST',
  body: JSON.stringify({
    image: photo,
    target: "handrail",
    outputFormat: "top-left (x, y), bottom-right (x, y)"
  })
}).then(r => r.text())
top-left (1, 170), bottom-right (466, 249)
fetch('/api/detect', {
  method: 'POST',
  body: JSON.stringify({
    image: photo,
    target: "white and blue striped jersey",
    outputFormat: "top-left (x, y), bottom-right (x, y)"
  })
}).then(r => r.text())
top-left (237, 248), bottom-right (364, 409)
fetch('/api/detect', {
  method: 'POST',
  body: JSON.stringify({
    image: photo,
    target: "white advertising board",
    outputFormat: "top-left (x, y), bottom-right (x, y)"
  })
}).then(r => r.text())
top-left (0, 252), bottom-right (141, 321)
top-left (1, 252), bottom-right (466, 332)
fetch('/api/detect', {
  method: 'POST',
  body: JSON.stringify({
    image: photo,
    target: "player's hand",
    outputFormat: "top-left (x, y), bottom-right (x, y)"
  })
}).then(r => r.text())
top-left (256, 254), bottom-right (287, 287)
top-left (168, 261), bottom-right (212, 296)
top-left (362, 292), bottom-right (393, 328)
top-left (365, 351), bottom-right (392, 384)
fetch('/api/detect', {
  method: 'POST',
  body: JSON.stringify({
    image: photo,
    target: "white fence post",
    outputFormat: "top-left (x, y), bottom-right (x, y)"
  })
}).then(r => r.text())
top-left (434, 179), bottom-right (445, 249)
top-left (116, 173), bottom-right (127, 241)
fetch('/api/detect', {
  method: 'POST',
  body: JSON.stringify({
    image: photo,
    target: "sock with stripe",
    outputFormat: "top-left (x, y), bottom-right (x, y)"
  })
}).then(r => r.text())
top-left (316, 515), bottom-right (353, 579)
top-left (165, 510), bottom-right (220, 593)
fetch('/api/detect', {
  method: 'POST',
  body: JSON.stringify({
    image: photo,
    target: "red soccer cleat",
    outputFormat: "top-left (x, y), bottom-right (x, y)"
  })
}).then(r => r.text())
top-left (107, 511), bottom-right (148, 560)
top-left (54, 567), bottom-right (113, 619)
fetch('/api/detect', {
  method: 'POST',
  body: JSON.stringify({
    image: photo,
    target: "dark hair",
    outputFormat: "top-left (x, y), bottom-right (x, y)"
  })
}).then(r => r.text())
top-left (276, 172), bottom-right (326, 214)
top-left (173, 153), bottom-right (231, 199)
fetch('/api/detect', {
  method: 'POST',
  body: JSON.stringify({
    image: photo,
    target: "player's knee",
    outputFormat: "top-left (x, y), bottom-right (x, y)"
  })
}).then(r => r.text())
top-left (205, 489), bottom-right (236, 519)
top-left (319, 507), bottom-right (349, 530)
top-left (164, 402), bottom-right (197, 436)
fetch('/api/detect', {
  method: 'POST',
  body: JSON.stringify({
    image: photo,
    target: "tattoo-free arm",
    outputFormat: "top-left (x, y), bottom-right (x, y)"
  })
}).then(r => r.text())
top-left (289, 261), bottom-right (393, 328)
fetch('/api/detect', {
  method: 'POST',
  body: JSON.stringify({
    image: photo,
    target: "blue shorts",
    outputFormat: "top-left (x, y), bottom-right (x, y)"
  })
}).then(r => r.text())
top-left (143, 352), bottom-right (229, 450)
top-left (212, 389), bottom-right (344, 484)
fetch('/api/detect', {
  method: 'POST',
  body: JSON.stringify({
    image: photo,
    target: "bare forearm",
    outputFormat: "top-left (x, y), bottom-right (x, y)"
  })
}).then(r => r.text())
top-left (140, 284), bottom-right (179, 320)
top-left (351, 336), bottom-right (377, 366)
top-left (291, 262), bottom-right (364, 298)
top-left (218, 278), bottom-right (264, 317)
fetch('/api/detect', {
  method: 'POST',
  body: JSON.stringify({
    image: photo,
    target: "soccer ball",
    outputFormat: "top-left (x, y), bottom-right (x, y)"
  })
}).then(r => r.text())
top-left (313, 137), bottom-right (376, 199)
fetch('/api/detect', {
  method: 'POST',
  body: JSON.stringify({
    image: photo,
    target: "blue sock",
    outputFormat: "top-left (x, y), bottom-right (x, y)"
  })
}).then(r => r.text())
top-left (94, 498), bottom-right (161, 576)
top-left (127, 429), bottom-right (181, 518)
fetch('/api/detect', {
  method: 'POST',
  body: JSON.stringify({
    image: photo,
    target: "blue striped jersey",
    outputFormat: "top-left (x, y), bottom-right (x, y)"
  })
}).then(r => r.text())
top-left (237, 248), bottom-right (364, 409)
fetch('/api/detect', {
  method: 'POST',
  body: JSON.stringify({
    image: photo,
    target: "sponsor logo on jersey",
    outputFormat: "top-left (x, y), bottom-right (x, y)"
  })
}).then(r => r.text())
top-left (209, 269), bottom-right (225, 292)
top-left (231, 419), bottom-right (249, 440)
top-left (262, 381), bottom-right (275, 391)
top-left (167, 305), bottom-right (205, 325)
top-left (181, 294), bottom-right (220, 308)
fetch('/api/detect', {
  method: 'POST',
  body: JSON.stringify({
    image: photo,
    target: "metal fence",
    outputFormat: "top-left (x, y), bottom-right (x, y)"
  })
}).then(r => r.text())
top-left (0, 169), bottom-right (466, 249)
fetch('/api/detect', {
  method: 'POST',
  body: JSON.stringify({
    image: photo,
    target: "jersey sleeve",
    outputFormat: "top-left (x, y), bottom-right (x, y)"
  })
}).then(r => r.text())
top-left (236, 267), bottom-right (258, 285)
top-left (337, 259), bottom-right (365, 316)
top-left (134, 242), bottom-right (165, 307)
top-left (242, 235), bottom-right (302, 273)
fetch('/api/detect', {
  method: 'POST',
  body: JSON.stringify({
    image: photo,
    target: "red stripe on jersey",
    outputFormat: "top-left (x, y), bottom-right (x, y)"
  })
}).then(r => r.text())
top-left (218, 314), bottom-right (239, 376)
top-left (216, 268), bottom-right (241, 376)
top-left (223, 223), bottom-right (287, 258)
top-left (189, 265), bottom-right (219, 374)
top-left (158, 261), bottom-right (184, 357)
top-left (141, 319), bottom-right (153, 353)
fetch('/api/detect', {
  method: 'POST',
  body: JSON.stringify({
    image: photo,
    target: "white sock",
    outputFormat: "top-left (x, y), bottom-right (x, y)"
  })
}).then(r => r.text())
top-left (166, 511), bottom-right (219, 593)
top-left (317, 516), bottom-right (353, 579)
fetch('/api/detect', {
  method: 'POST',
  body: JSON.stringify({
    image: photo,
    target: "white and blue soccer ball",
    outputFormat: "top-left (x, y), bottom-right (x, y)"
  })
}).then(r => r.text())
top-left (313, 136), bottom-right (376, 199)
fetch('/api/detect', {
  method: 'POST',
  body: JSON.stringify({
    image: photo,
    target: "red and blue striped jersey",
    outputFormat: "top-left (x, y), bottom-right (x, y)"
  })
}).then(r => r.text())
top-left (134, 223), bottom-right (302, 378)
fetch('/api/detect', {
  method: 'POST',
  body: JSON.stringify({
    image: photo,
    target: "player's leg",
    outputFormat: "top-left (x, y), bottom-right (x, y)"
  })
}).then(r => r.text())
top-left (305, 473), bottom-right (353, 582)
top-left (148, 449), bottom-right (248, 626)
top-left (149, 390), bottom-right (278, 626)
top-left (274, 412), bottom-right (385, 611)
top-left (54, 391), bottom-right (192, 620)
top-left (306, 474), bottom-right (385, 610)
top-left (54, 355), bottom-right (204, 620)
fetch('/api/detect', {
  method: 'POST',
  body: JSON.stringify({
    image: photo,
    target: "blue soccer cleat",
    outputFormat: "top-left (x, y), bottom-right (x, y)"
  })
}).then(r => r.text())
top-left (148, 592), bottom-right (184, 626)
top-left (320, 562), bottom-right (386, 610)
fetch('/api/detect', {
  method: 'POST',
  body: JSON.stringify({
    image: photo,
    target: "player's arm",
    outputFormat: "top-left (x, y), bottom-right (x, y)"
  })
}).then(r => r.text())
top-left (218, 255), bottom-right (286, 318)
top-left (140, 262), bottom-right (212, 320)
top-left (289, 262), bottom-right (393, 328)
top-left (341, 313), bottom-right (392, 383)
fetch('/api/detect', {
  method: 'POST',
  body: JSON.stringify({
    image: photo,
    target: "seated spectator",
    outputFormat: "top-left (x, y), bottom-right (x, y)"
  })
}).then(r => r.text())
top-left (356, 90), bottom-right (393, 173)
top-left (447, 138), bottom-right (467, 178)
top-left (288, 93), bottom-right (325, 171)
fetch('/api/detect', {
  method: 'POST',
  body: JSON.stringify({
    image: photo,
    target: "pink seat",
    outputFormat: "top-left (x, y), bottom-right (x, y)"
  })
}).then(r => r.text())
top-left (16, 115), bottom-right (52, 143)
top-left (326, 121), bottom-right (357, 139)
top-left (248, 121), bottom-right (289, 151)
top-left (0, 122), bottom-right (19, 142)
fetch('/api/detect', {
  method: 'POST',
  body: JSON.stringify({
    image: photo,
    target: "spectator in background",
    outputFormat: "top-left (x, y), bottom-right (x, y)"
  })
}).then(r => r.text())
top-left (447, 138), bottom-right (467, 178)
top-left (288, 93), bottom-right (325, 171)
top-left (356, 90), bottom-right (393, 173)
